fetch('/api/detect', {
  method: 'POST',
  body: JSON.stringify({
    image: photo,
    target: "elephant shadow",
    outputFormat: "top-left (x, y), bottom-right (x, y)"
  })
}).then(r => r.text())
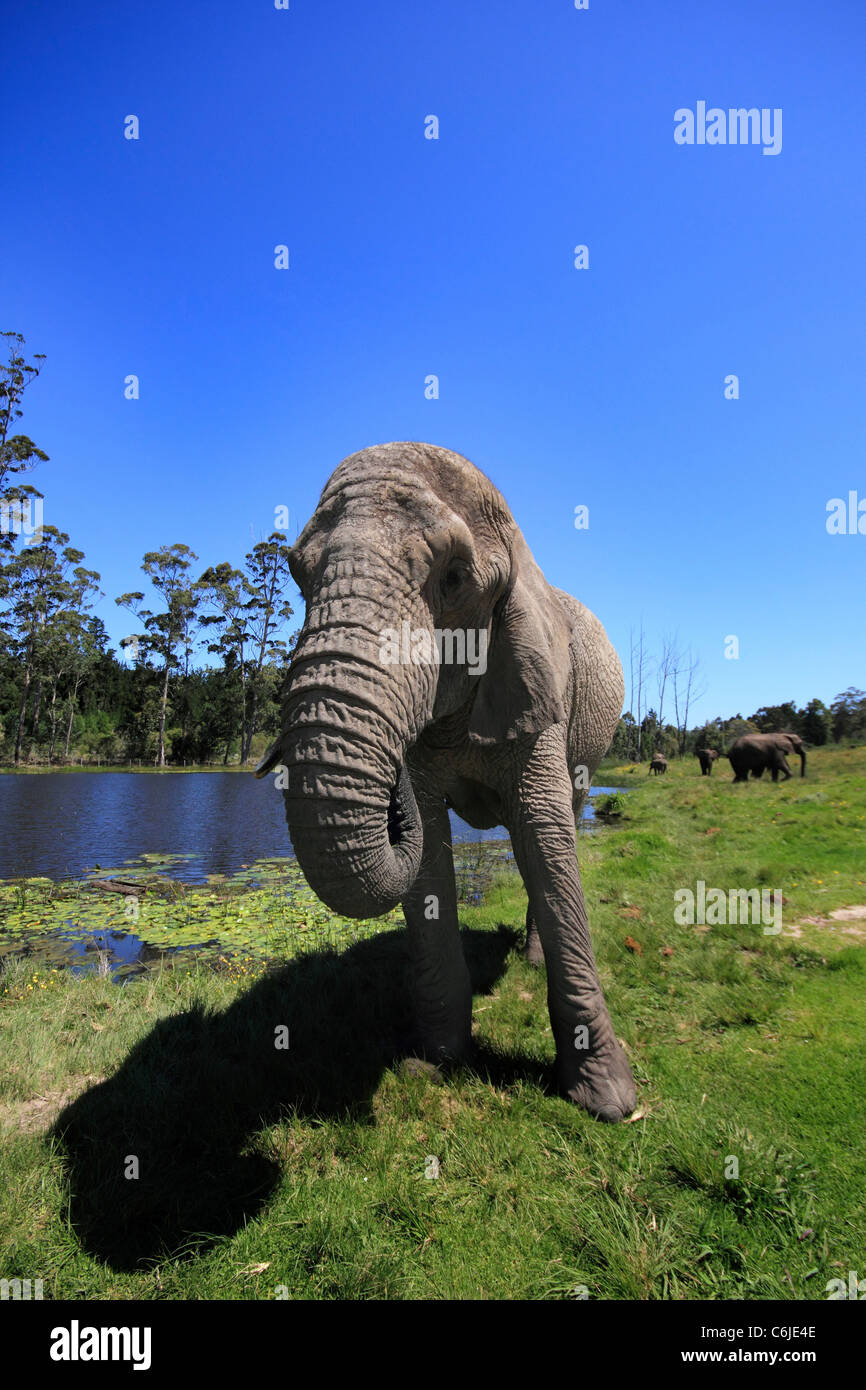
top-left (50, 923), bottom-right (537, 1272)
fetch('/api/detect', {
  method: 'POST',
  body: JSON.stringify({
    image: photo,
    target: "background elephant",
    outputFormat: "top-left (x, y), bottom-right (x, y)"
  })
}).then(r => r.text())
top-left (696, 748), bottom-right (719, 775)
top-left (728, 732), bottom-right (807, 782)
top-left (649, 754), bottom-right (667, 775)
top-left (256, 442), bottom-right (636, 1122)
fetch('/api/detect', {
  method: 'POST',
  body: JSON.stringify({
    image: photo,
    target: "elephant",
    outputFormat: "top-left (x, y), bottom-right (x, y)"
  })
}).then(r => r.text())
top-left (649, 754), bottom-right (667, 775)
top-left (727, 732), bottom-right (806, 783)
top-left (256, 441), bottom-right (637, 1122)
top-left (696, 748), bottom-right (719, 775)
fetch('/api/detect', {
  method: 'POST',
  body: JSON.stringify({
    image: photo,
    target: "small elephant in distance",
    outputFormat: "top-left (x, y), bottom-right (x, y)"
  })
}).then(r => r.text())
top-left (256, 441), bottom-right (637, 1122)
top-left (728, 732), bottom-right (807, 783)
top-left (697, 748), bottom-right (719, 775)
top-left (649, 754), bottom-right (667, 775)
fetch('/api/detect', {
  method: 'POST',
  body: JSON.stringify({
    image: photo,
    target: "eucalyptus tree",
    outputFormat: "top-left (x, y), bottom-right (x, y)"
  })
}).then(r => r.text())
top-left (242, 534), bottom-right (294, 761)
top-left (0, 332), bottom-right (47, 552)
top-left (39, 610), bottom-right (107, 761)
top-left (831, 688), bottom-right (866, 744)
top-left (116, 544), bottom-right (202, 767)
top-left (0, 526), bottom-right (99, 762)
top-left (198, 561), bottom-right (253, 760)
top-left (198, 534), bottom-right (294, 763)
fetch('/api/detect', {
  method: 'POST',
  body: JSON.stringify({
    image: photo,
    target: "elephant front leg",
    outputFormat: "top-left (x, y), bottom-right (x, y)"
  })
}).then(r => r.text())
top-left (401, 797), bottom-right (473, 1064)
top-left (508, 731), bottom-right (637, 1122)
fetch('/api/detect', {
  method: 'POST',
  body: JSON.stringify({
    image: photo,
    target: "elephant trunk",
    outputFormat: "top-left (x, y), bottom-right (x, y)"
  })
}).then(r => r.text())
top-left (798, 746), bottom-right (807, 778)
top-left (285, 757), bottom-right (423, 919)
top-left (257, 597), bottom-right (433, 918)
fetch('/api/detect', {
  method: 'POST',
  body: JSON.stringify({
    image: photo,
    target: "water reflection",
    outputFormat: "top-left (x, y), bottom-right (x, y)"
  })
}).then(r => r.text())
top-left (0, 772), bottom-right (621, 884)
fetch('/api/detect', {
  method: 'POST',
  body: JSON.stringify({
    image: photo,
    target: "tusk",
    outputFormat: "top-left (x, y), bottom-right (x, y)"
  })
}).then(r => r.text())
top-left (254, 739), bottom-right (285, 779)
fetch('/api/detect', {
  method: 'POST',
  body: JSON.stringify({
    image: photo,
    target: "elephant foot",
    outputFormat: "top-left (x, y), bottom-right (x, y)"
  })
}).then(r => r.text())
top-left (414, 1021), bottom-right (472, 1068)
top-left (401, 1057), bottom-right (445, 1085)
top-left (559, 1019), bottom-right (637, 1122)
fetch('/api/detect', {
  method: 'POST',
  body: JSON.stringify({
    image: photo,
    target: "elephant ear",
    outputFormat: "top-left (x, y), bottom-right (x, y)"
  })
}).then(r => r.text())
top-left (468, 549), bottom-right (572, 744)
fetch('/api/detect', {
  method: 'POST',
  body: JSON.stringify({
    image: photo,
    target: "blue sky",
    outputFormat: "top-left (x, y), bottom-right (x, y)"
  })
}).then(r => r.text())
top-left (3, 0), bottom-right (864, 724)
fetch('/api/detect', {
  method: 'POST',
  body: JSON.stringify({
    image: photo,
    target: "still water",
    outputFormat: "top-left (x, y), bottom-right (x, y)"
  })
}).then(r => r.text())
top-left (0, 771), bottom-right (615, 882)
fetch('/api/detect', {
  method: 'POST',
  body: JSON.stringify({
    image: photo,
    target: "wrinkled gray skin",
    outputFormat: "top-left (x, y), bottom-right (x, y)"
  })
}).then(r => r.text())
top-left (257, 442), bottom-right (636, 1122)
top-left (697, 748), bottom-right (719, 775)
top-left (728, 732), bottom-right (807, 783)
top-left (649, 755), bottom-right (667, 775)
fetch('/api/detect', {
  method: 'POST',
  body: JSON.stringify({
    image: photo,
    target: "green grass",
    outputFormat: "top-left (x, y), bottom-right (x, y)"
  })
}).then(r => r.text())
top-left (1, 745), bottom-right (864, 1299)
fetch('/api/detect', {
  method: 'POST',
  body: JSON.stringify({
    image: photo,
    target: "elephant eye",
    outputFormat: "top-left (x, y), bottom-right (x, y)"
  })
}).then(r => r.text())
top-left (442, 565), bottom-right (465, 598)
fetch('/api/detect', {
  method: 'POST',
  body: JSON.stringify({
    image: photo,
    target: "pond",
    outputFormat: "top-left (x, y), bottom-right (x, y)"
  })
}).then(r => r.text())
top-left (0, 771), bottom-right (620, 884)
top-left (0, 774), bottom-right (624, 981)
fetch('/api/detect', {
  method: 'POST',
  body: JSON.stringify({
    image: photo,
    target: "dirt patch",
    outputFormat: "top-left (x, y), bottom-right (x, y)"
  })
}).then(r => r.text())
top-left (785, 906), bottom-right (866, 942)
top-left (0, 1074), bottom-right (103, 1135)
top-left (829, 905), bottom-right (866, 922)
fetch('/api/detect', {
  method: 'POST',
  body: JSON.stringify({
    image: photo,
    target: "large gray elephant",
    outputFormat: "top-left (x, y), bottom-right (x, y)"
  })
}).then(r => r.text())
top-left (728, 732), bottom-right (806, 782)
top-left (256, 442), bottom-right (636, 1122)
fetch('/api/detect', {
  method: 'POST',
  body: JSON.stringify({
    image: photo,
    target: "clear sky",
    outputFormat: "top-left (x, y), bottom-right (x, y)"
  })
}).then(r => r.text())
top-left (3, 0), bottom-right (864, 724)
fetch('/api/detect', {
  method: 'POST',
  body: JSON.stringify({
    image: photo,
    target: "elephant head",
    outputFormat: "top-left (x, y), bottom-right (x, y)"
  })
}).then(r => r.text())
top-left (696, 747), bottom-right (719, 774)
top-left (256, 442), bottom-right (561, 919)
top-left (776, 732), bottom-right (807, 777)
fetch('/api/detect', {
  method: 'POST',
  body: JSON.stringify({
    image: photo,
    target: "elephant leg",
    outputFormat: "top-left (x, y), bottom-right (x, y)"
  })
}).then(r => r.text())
top-left (774, 753), bottom-right (791, 783)
top-left (524, 904), bottom-right (545, 966)
top-left (401, 795), bottom-right (473, 1064)
top-left (507, 728), bottom-right (637, 1122)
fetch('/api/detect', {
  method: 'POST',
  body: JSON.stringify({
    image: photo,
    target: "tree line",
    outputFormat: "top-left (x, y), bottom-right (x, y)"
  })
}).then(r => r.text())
top-left (609, 694), bottom-right (866, 763)
top-left (613, 620), bottom-right (864, 761)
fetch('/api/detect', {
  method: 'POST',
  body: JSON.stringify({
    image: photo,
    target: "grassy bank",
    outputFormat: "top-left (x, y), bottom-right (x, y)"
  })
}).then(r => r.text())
top-left (1, 746), bottom-right (864, 1299)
